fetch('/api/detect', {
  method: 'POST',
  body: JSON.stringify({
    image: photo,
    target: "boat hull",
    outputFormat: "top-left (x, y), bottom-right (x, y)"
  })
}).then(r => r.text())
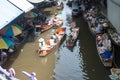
top-left (66, 27), bottom-right (80, 47)
top-left (38, 27), bottom-right (66, 57)
top-left (96, 33), bottom-right (114, 67)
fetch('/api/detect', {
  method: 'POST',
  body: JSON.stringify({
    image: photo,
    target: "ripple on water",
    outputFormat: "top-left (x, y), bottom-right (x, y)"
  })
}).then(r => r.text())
top-left (54, 41), bottom-right (88, 80)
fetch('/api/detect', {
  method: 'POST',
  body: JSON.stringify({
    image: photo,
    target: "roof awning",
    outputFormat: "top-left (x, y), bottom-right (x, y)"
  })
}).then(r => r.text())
top-left (0, 0), bottom-right (23, 30)
top-left (8, 0), bottom-right (34, 13)
top-left (27, 0), bottom-right (44, 3)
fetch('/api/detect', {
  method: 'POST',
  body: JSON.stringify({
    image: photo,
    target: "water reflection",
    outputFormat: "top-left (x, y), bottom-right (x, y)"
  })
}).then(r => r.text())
top-left (53, 1), bottom-right (88, 80)
top-left (54, 39), bottom-right (89, 80)
top-left (53, 1), bottom-right (111, 80)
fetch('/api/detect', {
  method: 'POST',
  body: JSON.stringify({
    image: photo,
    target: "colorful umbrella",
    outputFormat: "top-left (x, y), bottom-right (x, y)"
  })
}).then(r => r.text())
top-left (24, 11), bottom-right (38, 18)
top-left (4, 24), bottom-right (23, 37)
top-left (0, 36), bottom-right (14, 49)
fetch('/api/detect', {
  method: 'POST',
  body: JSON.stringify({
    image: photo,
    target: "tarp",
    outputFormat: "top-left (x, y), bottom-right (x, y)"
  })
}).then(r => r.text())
top-left (0, 0), bottom-right (23, 30)
top-left (8, 0), bottom-right (34, 13)
top-left (27, 0), bottom-right (44, 3)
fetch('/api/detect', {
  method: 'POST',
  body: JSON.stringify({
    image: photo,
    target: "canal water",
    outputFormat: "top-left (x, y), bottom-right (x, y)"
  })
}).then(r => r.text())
top-left (4, 1), bottom-right (111, 80)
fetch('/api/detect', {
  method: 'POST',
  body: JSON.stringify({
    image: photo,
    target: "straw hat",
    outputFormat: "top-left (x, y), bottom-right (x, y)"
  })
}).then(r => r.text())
top-left (102, 22), bottom-right (109, 27)
top-left (55, 13), bottom-right (57, 16)
top-left (38, 38), bottom-right (44, 42)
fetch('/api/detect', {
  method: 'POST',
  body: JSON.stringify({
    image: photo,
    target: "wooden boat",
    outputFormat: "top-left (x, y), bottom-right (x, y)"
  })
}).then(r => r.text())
top-left (66, 27), bottom-right (80, 46)
top-left (38, 27), bottom-right (66, 57)
top-left (96, 33), bottom-right (114, 67)
top-left (35, 17), bottom-right (63, 33)
top-left (109, 68), bottom-right (120, 80)
top-left (41, 23), bottom-right (53, 32)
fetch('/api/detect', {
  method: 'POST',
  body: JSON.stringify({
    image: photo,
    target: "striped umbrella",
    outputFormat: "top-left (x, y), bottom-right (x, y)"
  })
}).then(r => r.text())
top-left (4, 24), bottom-right (23, 37)
top-left (0, 36), bottom-right (14, 49)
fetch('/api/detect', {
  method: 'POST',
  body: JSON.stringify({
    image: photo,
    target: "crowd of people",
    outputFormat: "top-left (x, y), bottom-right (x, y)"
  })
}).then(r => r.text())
top-left (79, 0), bottom-right (109, 34)
top-left (79, 0), bottom-right (113, 65)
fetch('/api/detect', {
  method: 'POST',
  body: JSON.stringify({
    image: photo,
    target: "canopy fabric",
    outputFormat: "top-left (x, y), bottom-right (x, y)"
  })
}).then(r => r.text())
top-left (0, 36), bottom-right (14, 49)
top-left (8, 0), bottom-right (34, 13)
top-left (0, 24), bottom-right (23, 37)
top-left (27, 0), bottom-right (44, 3)
top-left (0, 0), bottom-right (23, 30)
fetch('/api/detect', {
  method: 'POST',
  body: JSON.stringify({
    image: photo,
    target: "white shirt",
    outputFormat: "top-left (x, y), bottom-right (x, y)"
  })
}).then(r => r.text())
top-left (50, 38), bottom-right (54, 46)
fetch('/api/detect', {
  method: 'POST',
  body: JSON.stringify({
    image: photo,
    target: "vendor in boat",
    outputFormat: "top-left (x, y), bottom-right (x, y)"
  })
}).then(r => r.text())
top-left (52, 33), bottom-right (59, 43)
top-left (67, 33), bottom-right (73, 42)
top-left (53, 13), bottom-right (60, 27)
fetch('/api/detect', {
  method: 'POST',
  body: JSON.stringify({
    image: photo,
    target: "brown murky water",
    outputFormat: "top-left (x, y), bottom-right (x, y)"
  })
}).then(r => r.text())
top-left (4, 29), bottom-right (57, 80)
top-left (4, 1), bottom-right (111, 80)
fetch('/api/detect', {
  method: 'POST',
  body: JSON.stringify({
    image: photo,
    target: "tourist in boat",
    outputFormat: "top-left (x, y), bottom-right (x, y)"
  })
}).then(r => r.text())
top-left (70, 22), bottom-right (76, 28)
top-left (22, 71), bottom-right (37, 80)
top-left (38, 38), bottom-right (45, 49)
top-left (55, 32), bottom-right (61, 40)
top-left (49, 37), bottom-right (56, 47)
top-left (48, 19), bottom-right (54, 26)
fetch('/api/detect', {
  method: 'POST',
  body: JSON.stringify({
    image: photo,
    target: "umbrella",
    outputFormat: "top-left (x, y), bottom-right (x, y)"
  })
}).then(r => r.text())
top-left (24, 11), bottom-right (38, 19)
top-left (4, 24), bottom-right (23, 37)
top-left (0, 36), bottom-right (14, 49)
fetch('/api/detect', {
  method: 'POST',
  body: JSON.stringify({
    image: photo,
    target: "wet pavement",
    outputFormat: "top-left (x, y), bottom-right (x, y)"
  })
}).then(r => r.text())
top-left (4, 1), bottom-right (111, 80)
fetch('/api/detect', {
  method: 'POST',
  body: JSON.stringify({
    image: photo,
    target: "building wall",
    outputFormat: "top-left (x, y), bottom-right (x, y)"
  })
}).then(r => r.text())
top-left (107, 0), bottom-right (120, 33)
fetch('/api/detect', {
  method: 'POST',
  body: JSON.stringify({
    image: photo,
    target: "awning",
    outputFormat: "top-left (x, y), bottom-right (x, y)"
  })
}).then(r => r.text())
top-left (8, 0), bottom-right (34, 13)
top-left (27, 0), bottom-right (44, 3)
top-left (0, 0), bottom-right (23, 30)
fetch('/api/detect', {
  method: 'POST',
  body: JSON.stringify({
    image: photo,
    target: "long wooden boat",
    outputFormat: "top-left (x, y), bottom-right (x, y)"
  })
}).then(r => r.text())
top-left (66, 27), bottom-right (80, 46)
top-left (35, 18), bottom-right (63, 33)
top-left (41, 23), bottom-right (53, 32)
top-left (96, 33), bottom-right (114, 67)
top-left (38, 27), bottom-right (66, 57)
